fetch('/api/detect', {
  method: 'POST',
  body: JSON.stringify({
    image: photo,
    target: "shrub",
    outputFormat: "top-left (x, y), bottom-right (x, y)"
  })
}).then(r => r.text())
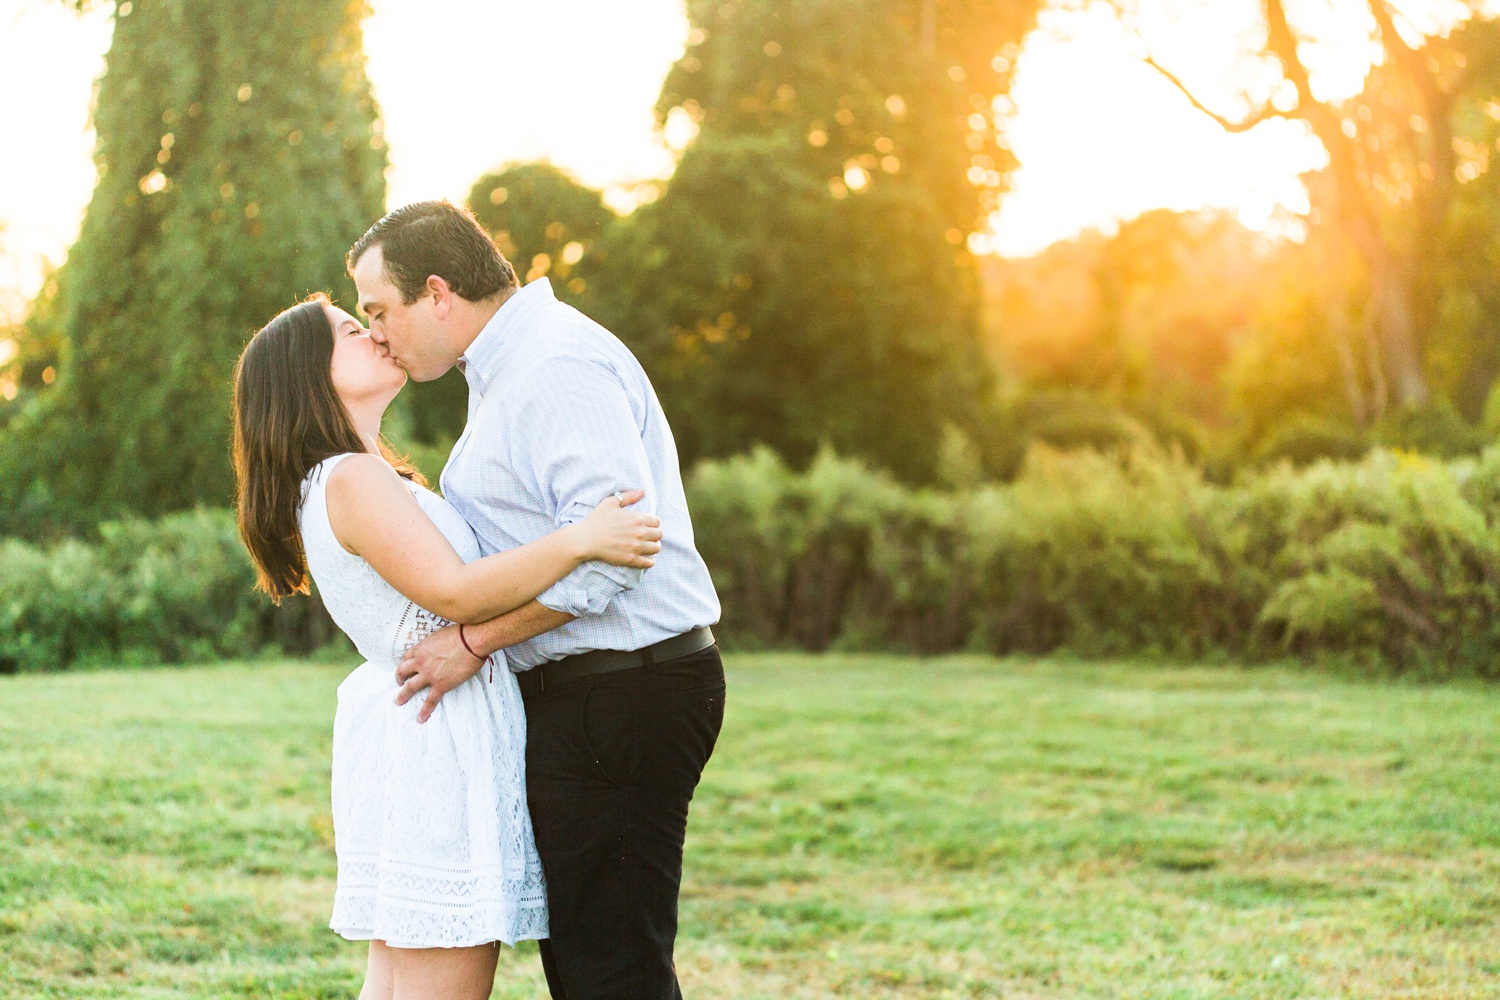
top-left (1251, 413), bottom-right (1370, 466)
top-left (966, 446), bottom-right (1253, 658)
top-left (1376, 401), bottom-right (1490, 458)
top-left (1255, 451), bottom-right (1500, 677)
top-left (0, 509), bottom-right (338, 673)
top-left (688, 442), bottom-right (1500, 675)
top-left (11, 445), bottom-right (1500, 678)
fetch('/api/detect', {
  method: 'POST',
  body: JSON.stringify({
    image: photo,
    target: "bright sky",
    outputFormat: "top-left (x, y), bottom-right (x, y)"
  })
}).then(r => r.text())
top-left (0, 0), bottom-right (1472, 310)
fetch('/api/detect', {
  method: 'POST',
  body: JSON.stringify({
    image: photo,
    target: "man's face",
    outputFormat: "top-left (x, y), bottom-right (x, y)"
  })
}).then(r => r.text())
top-left (351, 245), bottom-right (454, 382)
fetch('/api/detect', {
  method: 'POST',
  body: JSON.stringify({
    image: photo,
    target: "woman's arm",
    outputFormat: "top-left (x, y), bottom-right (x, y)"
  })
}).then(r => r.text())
top-left (324, 454), bottom-right (660, 625)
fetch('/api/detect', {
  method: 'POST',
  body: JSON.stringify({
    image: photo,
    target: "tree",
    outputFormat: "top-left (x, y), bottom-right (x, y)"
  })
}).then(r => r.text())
top-left (0, 0), bottom-right (385, 536)
top-left (1097, 0), bottom-right (1499, 414)
top-left (1420, 19), bottom-right (1500, 418)
top-left (983, 209), bottom-right (1273, 422)
top-left (394, 162), bottom-right (618, 446)
top-left (468, 162), bottom-right (614, 303)
top-left (590, 134), bottom-right (986, 480)
top-left (0, 266), bottom-right (63, 437)
top-left (658, 0), bottom-right (1037, 239)
top-left (591, 0), bottom-right (1040, 481)
top-left (385, 163), bottom-right (621, 447)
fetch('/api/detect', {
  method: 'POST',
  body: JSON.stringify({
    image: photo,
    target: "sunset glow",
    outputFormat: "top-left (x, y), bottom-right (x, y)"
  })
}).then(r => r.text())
top-left (0, 0), bottom-right (1483, 305)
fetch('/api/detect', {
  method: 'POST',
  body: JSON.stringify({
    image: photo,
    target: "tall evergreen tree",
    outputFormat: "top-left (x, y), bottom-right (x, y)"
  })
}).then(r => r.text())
top-left (0, 0), bottom-right (385, 536)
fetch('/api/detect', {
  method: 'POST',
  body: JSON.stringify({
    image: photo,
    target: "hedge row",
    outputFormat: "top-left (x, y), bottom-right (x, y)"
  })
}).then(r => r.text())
top-left (693, 445), bottom-right (1500, 677)
top-left (0, 509), bottom-right (340, 672)
top-left (7, 446), bottom-right (1500, 677)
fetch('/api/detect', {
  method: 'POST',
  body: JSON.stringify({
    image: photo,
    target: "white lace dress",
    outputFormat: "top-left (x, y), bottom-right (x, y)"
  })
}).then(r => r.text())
top-left (298, 453), bottom-right (548, 949)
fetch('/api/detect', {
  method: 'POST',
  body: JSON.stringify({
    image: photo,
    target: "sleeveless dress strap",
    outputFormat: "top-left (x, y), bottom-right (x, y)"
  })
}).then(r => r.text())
top-left (302, 452), bottom-right (361, 499)
top-left (317, 452), bottom-right (360, 479)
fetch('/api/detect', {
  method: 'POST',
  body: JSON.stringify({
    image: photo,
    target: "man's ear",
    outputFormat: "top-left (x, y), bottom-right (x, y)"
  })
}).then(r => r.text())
top-left (428, 275), bottom-right (452, 320)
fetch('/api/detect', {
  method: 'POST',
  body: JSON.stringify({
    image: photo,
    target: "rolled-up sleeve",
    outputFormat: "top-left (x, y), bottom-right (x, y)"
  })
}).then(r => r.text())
top-left (511, 355), bottom-right (656, 618)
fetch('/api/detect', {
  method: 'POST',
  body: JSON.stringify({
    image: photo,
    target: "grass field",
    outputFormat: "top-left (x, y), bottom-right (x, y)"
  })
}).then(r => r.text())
top-left (2, 654), bottom-right (1498, 999)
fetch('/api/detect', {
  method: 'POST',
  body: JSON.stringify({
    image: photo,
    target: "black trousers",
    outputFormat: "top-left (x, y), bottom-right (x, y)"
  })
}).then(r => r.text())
top-left (523, 644), bottom-right (726, 1000)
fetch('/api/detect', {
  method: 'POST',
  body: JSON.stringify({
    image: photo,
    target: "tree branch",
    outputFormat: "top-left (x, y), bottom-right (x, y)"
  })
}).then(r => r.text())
top-left (1368, 0), bottom-right (1434, 99)
top-left (1261, 0), bottom-right (1318, 110)
top-left (1139, 50), bottom-right (1286, 133)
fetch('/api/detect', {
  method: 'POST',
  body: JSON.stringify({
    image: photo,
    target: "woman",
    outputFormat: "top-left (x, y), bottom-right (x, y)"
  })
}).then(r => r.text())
top-left (232, 294), bottom-right (661, 1000)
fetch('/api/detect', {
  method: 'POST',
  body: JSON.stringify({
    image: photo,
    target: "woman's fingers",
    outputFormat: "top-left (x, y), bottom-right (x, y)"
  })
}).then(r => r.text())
top-left (616, 488), bottom-right (646, 506)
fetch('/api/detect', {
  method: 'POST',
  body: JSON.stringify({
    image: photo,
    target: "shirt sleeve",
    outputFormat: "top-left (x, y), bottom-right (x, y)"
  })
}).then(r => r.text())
top-left (510, 354), bottom-right (655, 618)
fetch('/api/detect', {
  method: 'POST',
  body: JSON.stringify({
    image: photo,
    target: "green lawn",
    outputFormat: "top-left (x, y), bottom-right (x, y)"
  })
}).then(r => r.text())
top-left (2, 655), bottom-right (1498, 999)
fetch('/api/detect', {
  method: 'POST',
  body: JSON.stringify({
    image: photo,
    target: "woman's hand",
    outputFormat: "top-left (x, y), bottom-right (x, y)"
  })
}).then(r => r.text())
top-left (576, 489), bottom-right (662, 567)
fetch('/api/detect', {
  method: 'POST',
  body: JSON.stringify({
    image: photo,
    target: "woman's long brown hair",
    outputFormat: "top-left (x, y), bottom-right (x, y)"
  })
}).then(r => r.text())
top-left (233, 294), bottom-right (424, 602)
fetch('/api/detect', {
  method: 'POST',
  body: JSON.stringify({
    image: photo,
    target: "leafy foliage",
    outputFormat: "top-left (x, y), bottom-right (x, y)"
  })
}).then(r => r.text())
top-left (376, 0), bottom-right (1040, 482)
top-left (14, 443), bottom-right (1500, 676)
top-left (0, 0), bottom-right (386, 537)
top-left (658, 0), bottom-right (1035, 236)
top-left (576, 0), bottom-right (1040, 482)
top-left (589, 134), bottom-right (989, 481)
top-left (0, 508), bottom-right (339, 673)
top-left (985, 210), bottom-right (1272, 419)
top-left (396, 163), bottom-right (619, 446)
top-left (468, 161), bottom-right (614, 300)
top-left (689, 443), bottom-right (1500, 675)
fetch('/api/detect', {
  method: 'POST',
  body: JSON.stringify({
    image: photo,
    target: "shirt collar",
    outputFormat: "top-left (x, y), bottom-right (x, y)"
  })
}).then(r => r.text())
top-left (458, 277), bottom-right (556, 396)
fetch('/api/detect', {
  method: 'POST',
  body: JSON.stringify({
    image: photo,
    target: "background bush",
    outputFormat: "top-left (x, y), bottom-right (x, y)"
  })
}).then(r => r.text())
top-left (8, 446), bottom-right (1500, 678)
top-left (0, 509), bottom-right (341, 673)
top-left (690, 444), bottom-right (1500, 677)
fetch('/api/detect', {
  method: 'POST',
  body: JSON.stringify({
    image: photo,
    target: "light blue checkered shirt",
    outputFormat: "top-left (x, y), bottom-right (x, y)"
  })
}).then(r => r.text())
top-left (439, 277), bottom-right (721, 670)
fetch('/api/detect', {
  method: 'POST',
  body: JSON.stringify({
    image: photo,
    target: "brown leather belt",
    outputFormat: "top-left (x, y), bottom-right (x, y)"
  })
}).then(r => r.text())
top-left (516, 626), bottom-right (716, 697)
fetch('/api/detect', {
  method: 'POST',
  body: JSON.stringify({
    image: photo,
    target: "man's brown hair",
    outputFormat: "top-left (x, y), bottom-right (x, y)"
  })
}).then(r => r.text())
top-left (347, 200), bottom-right (517, 304)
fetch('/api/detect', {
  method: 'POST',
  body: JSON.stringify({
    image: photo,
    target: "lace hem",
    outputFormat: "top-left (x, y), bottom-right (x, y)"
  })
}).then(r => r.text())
top-left (331, 855), bottom-right (549, 948)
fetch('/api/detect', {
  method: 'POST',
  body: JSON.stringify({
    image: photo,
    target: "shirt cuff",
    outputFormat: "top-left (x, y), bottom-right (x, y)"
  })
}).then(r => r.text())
top-left (536, 581), bottom-right (596, 618)
top-left (537, 563), bottom-right (643, 618)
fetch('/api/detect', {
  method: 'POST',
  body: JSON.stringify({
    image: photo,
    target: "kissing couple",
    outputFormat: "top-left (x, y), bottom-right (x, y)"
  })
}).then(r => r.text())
top-left (232, 200), bottom-right (724, 999)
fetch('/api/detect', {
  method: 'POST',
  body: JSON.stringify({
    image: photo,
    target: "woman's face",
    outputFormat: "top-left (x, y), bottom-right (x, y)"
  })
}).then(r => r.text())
top-left (326, 302), bottom-right (406, 408)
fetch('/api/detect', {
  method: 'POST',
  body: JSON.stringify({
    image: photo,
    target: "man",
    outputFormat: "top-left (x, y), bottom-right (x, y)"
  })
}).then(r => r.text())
top-left (347, 200), bottom-right (724, 1000)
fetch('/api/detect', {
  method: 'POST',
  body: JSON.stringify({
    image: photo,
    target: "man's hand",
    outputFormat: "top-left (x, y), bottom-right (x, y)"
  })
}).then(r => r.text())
top-left (393, 601), bottom-right (574, 724)
top-left (395, 625), bottom-right (486, 723)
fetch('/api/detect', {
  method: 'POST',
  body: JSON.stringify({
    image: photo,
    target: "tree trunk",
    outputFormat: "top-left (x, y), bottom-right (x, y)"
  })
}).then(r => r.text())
top-left (1368, 254), bottom-right (1431, 409)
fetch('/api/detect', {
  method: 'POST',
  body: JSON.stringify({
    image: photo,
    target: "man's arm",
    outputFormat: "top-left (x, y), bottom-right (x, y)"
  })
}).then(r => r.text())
top-left (515, 355), bottom-right (658, 618)
top-left (395, 356), bottom-right (652, 722)
top-left (394, 600), bottom-right (574, 722)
